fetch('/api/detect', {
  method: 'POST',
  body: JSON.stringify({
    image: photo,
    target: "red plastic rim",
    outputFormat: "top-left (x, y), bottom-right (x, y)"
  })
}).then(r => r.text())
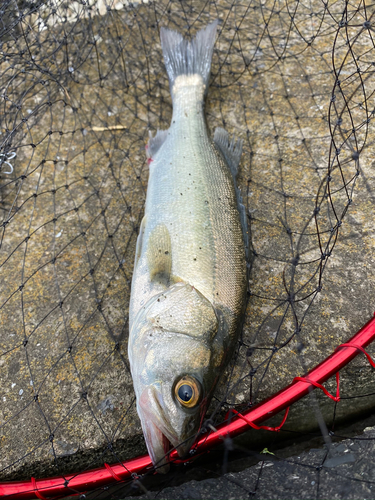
top-left (2, 314), bottom-right (375, 499)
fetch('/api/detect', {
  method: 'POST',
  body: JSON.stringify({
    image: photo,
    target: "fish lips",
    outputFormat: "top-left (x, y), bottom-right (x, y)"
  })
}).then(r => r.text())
top-left (138, 386), bottom-right (197, 472)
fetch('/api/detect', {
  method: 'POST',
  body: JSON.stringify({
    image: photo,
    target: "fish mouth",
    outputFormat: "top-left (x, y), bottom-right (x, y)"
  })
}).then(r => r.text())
top-left (138, 386), bottom-right (195, 473)
top-left (141, 419), bottom-right (173, 473)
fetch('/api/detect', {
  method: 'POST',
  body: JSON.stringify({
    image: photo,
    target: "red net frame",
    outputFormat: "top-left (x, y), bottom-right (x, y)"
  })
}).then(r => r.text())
top-left (2, 314), bottom-right (375, 499)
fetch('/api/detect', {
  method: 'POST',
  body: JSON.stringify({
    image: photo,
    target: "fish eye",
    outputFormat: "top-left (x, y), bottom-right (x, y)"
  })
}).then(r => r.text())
top-left (174, 376), bottom-right (201, 408)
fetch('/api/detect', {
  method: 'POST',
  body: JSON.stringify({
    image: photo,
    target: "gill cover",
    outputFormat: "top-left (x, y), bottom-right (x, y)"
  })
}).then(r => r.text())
top-left (146, 282), bottom-right (218, 339)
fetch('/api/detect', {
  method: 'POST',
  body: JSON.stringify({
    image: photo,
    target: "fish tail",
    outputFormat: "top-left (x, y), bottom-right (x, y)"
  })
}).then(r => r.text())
top-left (160, 20), bottom-right (219, 100)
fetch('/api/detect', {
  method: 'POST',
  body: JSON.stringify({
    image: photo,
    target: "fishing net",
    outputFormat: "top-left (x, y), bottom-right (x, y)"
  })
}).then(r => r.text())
top-left (1, 0), bottom-right (375, 498)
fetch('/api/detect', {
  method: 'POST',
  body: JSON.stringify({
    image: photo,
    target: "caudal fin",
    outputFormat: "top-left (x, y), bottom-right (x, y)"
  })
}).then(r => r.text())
top-left (160, 20), bottom-right (219, 97)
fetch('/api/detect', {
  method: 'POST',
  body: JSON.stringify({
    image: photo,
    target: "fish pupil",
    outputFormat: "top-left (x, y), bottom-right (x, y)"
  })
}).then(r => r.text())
top-left (178, 384), bottom-right (193, 402)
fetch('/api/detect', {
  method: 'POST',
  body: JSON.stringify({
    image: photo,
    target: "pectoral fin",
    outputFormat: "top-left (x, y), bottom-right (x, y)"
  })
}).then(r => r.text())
top-left (147, 224), bottom-right (172, 286)
top-left (147, 282), bottom-right (218, 340)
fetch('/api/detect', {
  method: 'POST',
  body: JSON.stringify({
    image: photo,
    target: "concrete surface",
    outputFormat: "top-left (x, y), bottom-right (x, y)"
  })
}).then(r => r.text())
top-left (0, 0), bottom-right (374, 484)
top-left (129, 425), bottom-right (375, 500)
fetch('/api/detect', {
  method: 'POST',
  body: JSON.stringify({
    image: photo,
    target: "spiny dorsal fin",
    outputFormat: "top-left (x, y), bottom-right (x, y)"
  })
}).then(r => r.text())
top-left (147, 224), bottom-right (172, 286)
top-left (146, 129), bottom-right (169, 159)
top-left (147, 283), bottom-right (218, 339)
top-left (213, 127), bottom-right (243, 179)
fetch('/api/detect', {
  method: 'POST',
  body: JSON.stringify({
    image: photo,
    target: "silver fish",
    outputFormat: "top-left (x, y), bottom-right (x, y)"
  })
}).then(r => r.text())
top-left (128, 20), bottom-right (248, 472)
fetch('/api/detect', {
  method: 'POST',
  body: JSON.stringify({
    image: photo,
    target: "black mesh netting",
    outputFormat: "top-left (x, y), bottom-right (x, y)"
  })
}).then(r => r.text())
top-left (1, 0), bottom-right (375, 499)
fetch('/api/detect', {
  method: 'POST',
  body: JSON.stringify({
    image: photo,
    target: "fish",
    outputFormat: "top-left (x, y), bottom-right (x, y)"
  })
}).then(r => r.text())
top-left (128, 19), bottom-right (248, 473)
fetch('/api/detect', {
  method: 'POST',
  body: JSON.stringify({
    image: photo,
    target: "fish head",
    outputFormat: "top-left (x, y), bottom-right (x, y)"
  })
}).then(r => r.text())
top-left (137, 335), bottom-right (211, 472)
top-left (129, 282), bottom-right (222, 472)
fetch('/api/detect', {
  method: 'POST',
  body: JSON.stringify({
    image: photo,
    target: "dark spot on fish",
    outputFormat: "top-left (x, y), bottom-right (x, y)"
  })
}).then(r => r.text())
top-left (165, 251), bottom-right (169, 255)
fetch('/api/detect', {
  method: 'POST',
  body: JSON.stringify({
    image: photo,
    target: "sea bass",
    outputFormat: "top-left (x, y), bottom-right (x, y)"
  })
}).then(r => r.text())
top-left (128, 20), bottom-right (248, 472)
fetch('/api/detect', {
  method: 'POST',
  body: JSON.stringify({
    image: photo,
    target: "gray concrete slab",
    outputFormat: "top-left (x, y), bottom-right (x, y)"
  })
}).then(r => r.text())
top-left (0, 0), bottom-right (374, 484)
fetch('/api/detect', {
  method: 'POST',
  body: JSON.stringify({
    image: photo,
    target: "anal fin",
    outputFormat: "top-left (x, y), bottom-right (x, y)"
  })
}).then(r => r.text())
top-left (146, 129), bottom-right (169, 160)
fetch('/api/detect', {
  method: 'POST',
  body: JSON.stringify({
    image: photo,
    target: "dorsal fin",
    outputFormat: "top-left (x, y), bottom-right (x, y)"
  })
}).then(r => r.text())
top-left (213, 127), bottom-right (243, 178)
top-left (214, 127), bottom-right (249, 267)
top-left (147, 224), bottom-right (172, 286)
